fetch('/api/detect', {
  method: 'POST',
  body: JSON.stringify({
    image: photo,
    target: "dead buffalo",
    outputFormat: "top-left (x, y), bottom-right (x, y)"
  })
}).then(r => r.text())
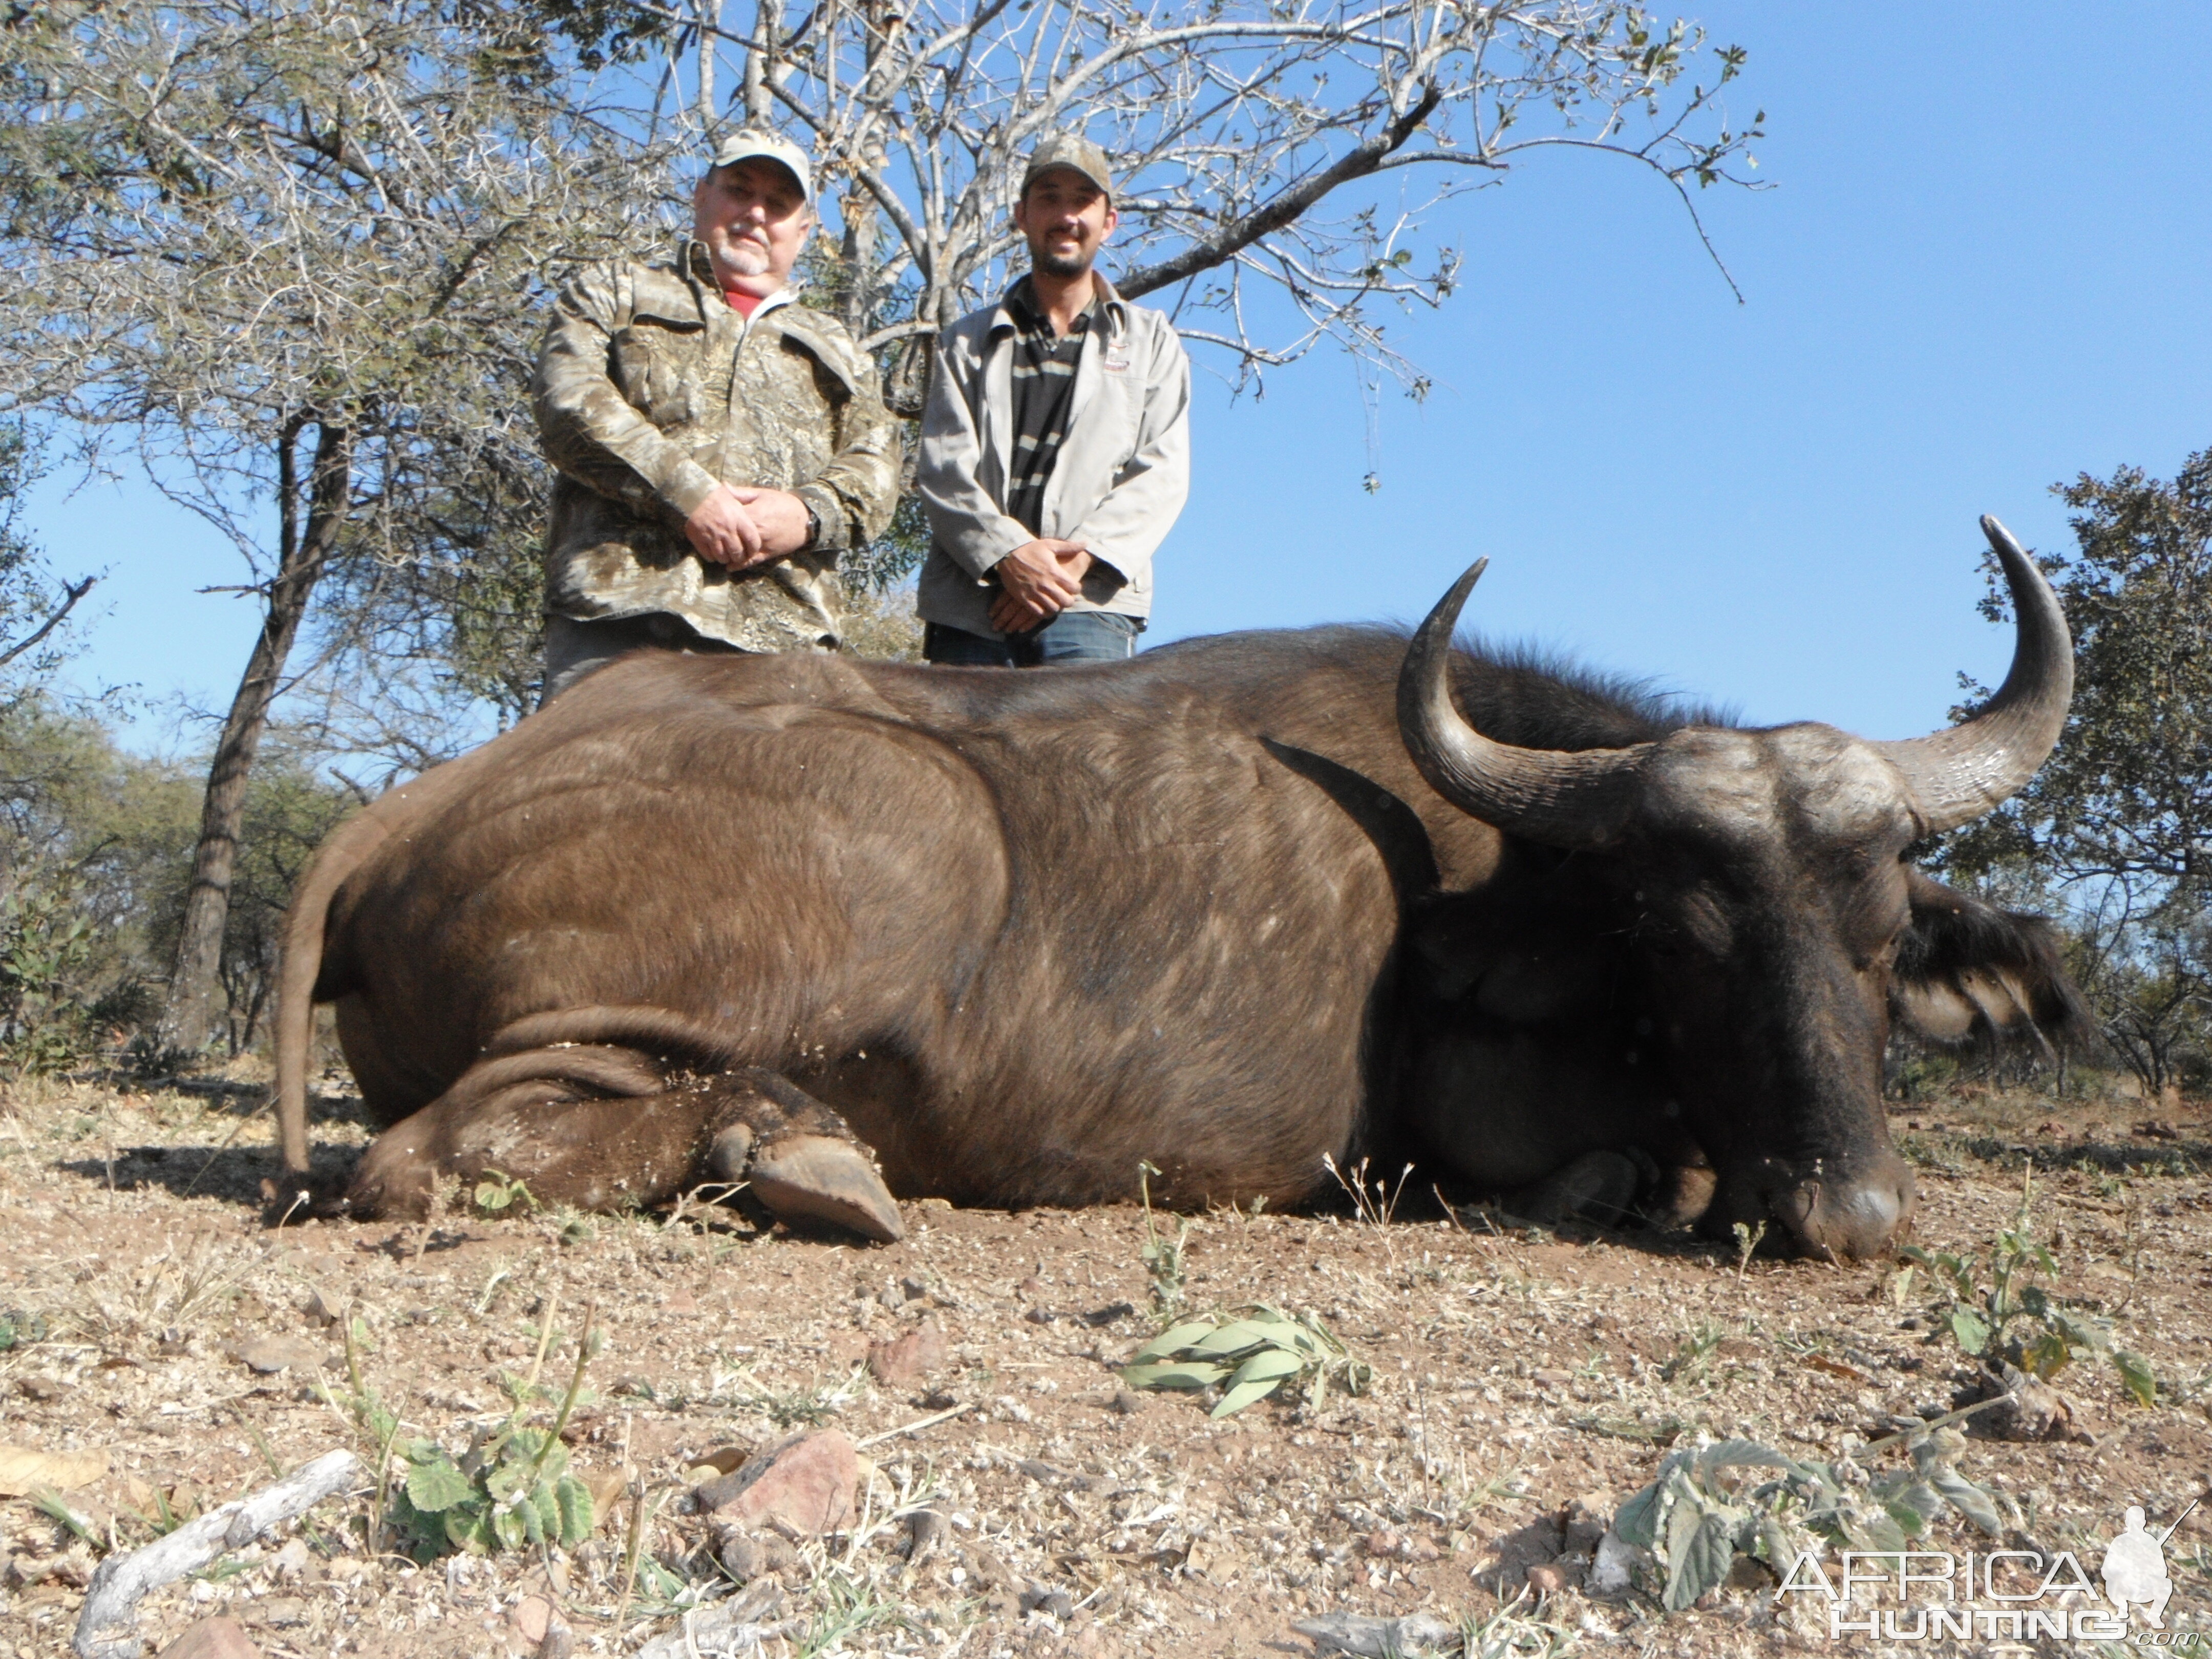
top-left (270, 516), bottom-right (2080, 1261)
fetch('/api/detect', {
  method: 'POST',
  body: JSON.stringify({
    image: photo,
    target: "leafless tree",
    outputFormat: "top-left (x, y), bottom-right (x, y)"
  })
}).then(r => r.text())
top-left (0, 0), bottom-right (1760, 1056)
top-left (0, 0), bottom-right (664, 1051)
top-left (542, 0), bottom-right (1762, 401)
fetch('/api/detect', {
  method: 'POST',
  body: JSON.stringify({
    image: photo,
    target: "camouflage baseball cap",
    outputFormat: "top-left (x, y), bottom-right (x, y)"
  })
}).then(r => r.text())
top-left (708, 127), bottom-right (814, 203)
top-left (1020, 132), bottom-right (1114, 200)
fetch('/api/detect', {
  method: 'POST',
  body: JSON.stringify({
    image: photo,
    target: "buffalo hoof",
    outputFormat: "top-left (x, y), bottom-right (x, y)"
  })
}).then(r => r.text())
top-left (705, 1123), bottom-right (755, 1185)
top-left (1509, 1150), bottom-right (1640, 1229)
top-left (746, 1135), bottom-right (906, 1244)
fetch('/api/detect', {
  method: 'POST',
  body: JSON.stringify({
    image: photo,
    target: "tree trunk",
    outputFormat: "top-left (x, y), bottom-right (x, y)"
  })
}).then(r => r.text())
top-left (157, 418), bottom-right (352, 1057)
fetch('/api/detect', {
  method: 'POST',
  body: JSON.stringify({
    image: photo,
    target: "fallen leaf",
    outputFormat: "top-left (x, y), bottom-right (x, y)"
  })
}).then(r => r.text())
top-left (0, 1443), bottom-right (110, 1495)
top-left (582, 1467), bottom-right (627, 1527)
top-left (1803, 1353), bottom-right (1875, 1386)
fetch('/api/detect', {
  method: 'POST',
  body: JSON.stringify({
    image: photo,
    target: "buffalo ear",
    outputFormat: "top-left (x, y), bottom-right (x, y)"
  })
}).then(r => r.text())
top-left (1891, 869), bottom-right (2089, 1047)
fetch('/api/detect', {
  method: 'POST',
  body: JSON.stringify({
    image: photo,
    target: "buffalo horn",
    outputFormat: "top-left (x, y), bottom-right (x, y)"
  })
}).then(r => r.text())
top-left (1876, 515), bottom-right (2074, 835)
top-left (1396, 559), bottom-right (1649, 849)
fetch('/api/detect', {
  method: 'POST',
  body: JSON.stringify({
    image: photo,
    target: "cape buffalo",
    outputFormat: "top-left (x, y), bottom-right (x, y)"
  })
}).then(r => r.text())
top-left (270, 517), bottom-right (2081, 1261)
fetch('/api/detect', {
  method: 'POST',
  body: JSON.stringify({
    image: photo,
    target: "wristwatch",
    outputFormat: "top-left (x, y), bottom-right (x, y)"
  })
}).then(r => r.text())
top-left (802, 499), bottom-right (822, 550)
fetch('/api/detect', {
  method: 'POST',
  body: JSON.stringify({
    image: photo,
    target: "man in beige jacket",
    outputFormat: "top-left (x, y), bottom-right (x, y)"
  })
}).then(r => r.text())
top-left (916, 134), bottom-right (1190, 665)
top-left (533, 130), bottom-right (900, 701)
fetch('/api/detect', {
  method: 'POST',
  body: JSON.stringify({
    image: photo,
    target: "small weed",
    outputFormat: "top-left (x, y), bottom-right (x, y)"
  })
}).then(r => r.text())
top-left (329, 1293), bottom-right (602, 1559)
top-left (126, 1483), bottom-right (194, 1539)
top-left (717, 1363), bottom-right (861, 1429)
top-left (1460, 1587), bottom-right (1580, 1656)
top-left (1731, 1220), bottom-right (1766, 1280)
top-left (795, 1568), bottom-right (905, 1657)
top-left (1135, 1160), bottom-right (1188, 1320)
top-left (1122, 1304), bottom-right (1370, 1417)
top-left (471, 1169), bottom-right (533, 1217)
top-left (1323, 1152), bottom-right (1414, 1227)
top-left (75, 1232), bottom-right (266, 1348)
top-left (1612, 1409), bottom-right (2005, 1611)
top-left (31, 1488), bottom-right (102, 1552)
top-left (0, 1308), bottom-right (48, 1350)
top-left (1900, 1167), bottom-right (2156, 1405)
top-left (1659, 1321), bottom-right (1730, 1386)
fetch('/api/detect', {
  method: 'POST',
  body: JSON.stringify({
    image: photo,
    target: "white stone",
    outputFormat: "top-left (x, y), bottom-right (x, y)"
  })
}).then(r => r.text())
top-left (1587, 1530), bottom-right (1650, 1597)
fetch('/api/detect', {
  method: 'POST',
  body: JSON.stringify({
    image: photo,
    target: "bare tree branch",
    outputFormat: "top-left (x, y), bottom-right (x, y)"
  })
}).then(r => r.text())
top-left (1120, 84), bottom-right (1445, 301)
top-left (0, 576), bottom-right (98, 671)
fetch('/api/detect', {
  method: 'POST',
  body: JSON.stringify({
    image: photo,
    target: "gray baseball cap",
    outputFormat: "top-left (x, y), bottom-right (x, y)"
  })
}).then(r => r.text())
top-left (1021, 132), bottom-right (1114, 200)
top-left (708, 127), bottom-right (814, 203)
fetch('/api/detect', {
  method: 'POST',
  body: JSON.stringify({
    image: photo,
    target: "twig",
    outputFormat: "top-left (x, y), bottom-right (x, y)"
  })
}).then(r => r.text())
top-left (412, 1183), bottom-right (444, 1265)
top-left (73, 1449), bottom-right (361, 1659)
top-left (2050, 1192), bottom-right (2126, 1215)
top-left (614, 1473), bottom-right (653, 1635)
top-left (856, 1400), bottom-right (974, 1448)
top-left (1860, 1392), bottom-right (2015, 1458)
top-left (531, 1299), bottom-right (597, 1480)
top-left (516, 1286), bottom-right (559, 1404)
top-left (2157, 1496), bottom-right (2200, 1547)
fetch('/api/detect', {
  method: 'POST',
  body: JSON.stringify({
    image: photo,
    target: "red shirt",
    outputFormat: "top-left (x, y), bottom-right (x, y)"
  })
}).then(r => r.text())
top-left (724, 289), bottom-right (765, 318)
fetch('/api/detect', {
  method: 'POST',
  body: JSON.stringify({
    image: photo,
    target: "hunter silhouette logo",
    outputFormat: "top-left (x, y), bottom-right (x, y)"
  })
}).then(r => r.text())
top-left (2103, 1499), bottom-right (2193, 1630)
top-left (1777, 1494), bottom-right (2201, 1644)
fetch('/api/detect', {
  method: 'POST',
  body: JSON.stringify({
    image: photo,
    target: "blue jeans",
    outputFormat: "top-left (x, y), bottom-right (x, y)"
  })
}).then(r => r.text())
top-left (923, 610), bottom-right (1142, 667)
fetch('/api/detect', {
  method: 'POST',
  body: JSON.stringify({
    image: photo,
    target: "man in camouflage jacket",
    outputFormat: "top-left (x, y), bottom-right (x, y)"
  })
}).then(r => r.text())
top-left (533, 129), bottom-right (900, 701)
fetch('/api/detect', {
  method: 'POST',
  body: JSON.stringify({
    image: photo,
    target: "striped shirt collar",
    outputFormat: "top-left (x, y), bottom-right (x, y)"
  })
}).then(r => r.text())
top-left (989, 272), bottom-right (1126, 339)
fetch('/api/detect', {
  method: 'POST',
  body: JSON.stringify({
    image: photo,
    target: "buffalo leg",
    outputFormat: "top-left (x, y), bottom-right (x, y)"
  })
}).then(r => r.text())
top-left (335, 1046), bottom-right (903, 1242)
top-left (1498, 1150), bottom-right (1643, 1228)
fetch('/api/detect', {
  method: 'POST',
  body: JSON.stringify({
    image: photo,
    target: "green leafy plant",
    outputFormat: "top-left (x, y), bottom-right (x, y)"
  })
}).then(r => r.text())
top-left (1613, 1414), bottom-right (2003, 1612)
top-left (387, 1423), bottom-right (595, 1557)
top-left (1899, 1169), bottom-right (2156, 1405)
top-left (471, 1169), bottom-right (534, 1216)
top-left (332, 1295), bottom-right (600, 1559)
top-left (1121, 1305), bottom-right (1370, 1417)
top-left (0, 1308), bottom-right (48, 1350)
top-left (0, 874), bottom-right (99, 1075)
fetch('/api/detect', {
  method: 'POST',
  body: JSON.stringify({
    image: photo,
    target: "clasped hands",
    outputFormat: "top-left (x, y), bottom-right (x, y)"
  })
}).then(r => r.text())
top-left (684, 483), bottom-right (812, 569)
top-left (988, 539), bottom-right (1092, 634)
top-left (689, 491), bottom-right (1090, 637)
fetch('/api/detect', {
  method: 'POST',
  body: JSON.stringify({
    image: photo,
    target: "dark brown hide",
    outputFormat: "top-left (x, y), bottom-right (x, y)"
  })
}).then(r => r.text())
top-left (272, 573), bottom-right (2079, 1259)
top-left (287, 637), bottom-right (1484, 1216)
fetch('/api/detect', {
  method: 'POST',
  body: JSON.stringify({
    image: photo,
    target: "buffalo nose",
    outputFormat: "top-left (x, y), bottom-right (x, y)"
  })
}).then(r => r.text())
top-left (1782, 1160), bottom-right (1916, 1262)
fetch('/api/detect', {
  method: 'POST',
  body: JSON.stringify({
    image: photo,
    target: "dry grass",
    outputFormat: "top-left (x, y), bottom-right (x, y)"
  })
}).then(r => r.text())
top-left (0, 1068), bottom-right (2206, 1656)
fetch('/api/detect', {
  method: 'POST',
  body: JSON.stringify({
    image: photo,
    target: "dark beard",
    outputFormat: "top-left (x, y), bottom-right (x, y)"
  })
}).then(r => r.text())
top-left (1035, 247), bottom-right (1092, 279)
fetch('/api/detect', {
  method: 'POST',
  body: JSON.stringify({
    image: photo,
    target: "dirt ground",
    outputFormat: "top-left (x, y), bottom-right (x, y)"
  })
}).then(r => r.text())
top-left (1, 1067), bottom-right (2207, 1658)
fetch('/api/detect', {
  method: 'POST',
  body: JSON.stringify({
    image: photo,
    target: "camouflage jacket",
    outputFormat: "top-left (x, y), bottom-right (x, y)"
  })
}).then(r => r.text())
top-left (533, 240), bottom-right (901, 652)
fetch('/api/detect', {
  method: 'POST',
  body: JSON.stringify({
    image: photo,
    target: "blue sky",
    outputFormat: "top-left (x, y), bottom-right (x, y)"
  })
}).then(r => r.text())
top-left (28, 3), bottom-right (2212, 753)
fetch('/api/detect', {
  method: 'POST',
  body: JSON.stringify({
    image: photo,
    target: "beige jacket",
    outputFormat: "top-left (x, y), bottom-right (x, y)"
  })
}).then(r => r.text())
top-left (916, 278), bottom-right (1190, 637)
top-left (533, 241), bottom-right (901, 652)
